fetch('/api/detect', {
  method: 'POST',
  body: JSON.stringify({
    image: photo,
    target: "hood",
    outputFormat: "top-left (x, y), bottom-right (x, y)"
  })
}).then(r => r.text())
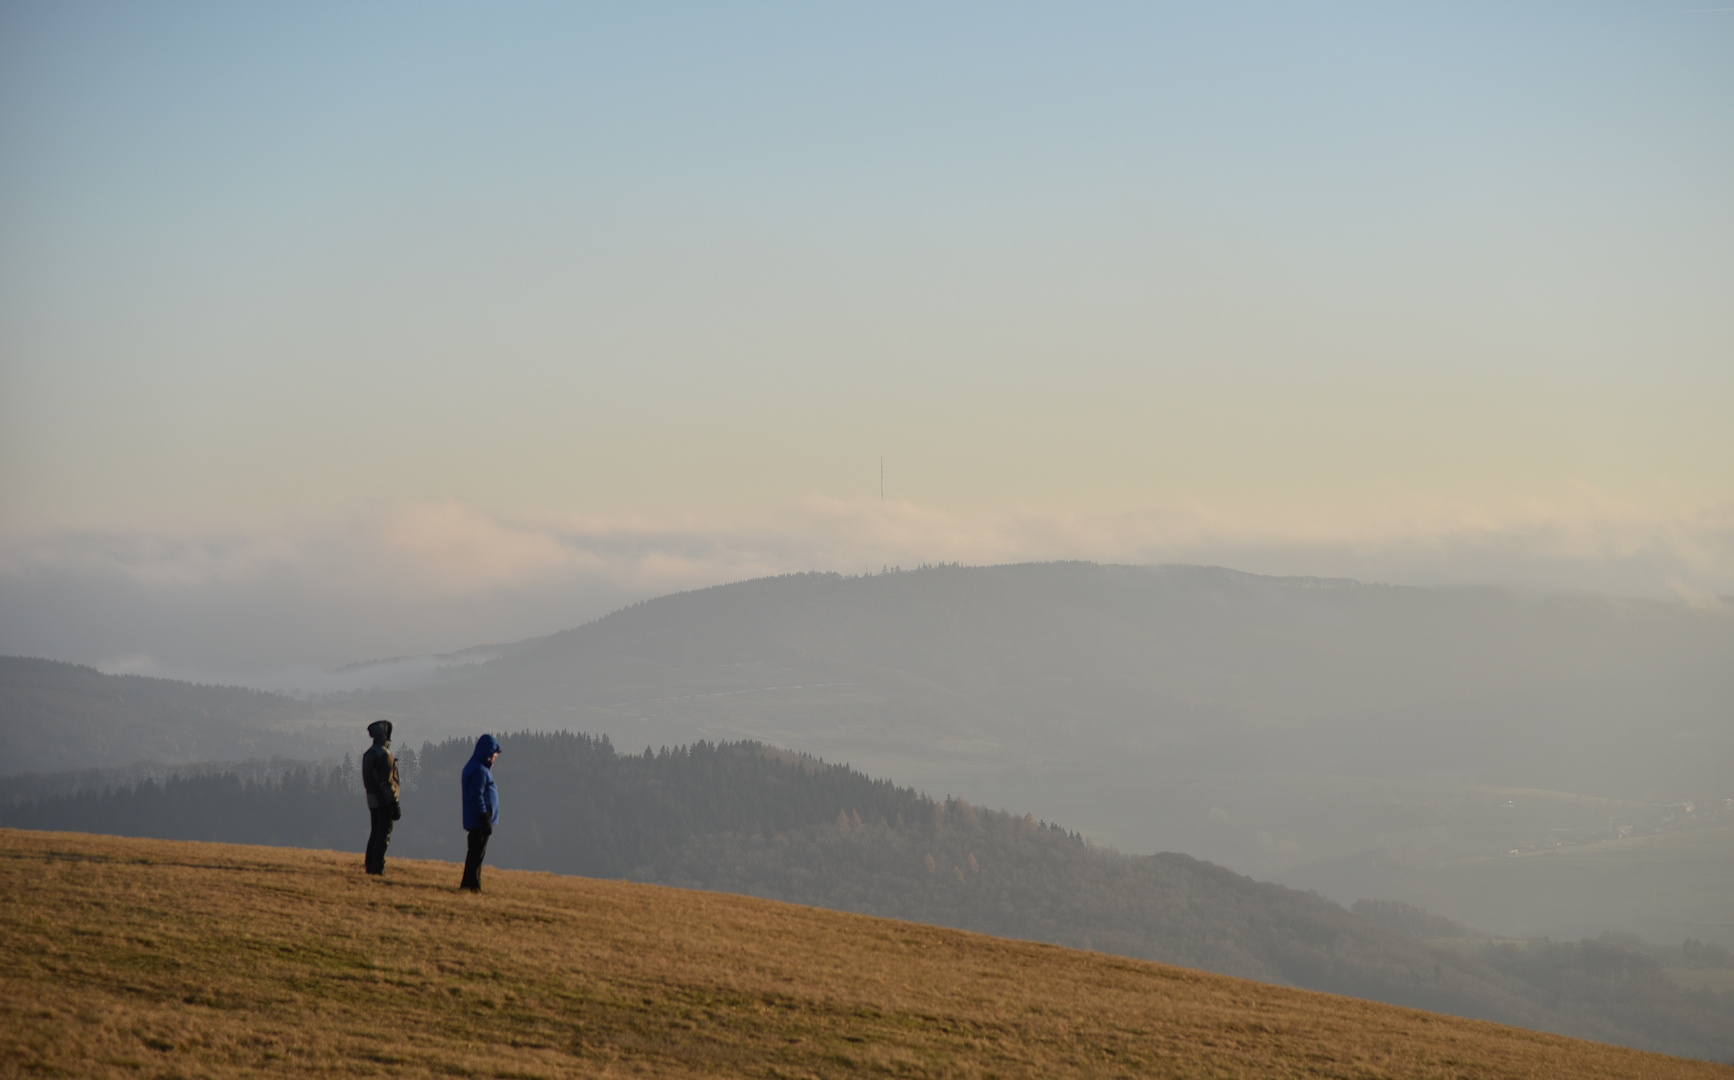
top-left (366, 720), bottom-right (392, 744)
top-left (469, 733), bottom-right (501, 763)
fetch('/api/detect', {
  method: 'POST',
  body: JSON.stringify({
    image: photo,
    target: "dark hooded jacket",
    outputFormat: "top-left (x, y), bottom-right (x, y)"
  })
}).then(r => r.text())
top-left (361, 720), bottom-right (400, 815)
top-left (461, 733), bottom-right (501, 831)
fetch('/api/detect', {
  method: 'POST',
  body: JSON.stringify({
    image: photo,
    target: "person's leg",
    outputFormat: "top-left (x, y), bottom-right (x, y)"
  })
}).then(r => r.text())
top-left (374, 811), bottom-right (395, 880)
top-left (366, 808), bottom-right (389, 874)
top-left (472, 824), bottom-right (490, 889)
top-left (460, 825), bottom-right (490, 891)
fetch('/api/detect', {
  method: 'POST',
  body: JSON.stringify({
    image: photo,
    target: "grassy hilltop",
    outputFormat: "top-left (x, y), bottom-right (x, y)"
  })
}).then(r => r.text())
top-left (4, 829), bottom-right (1728, 1080)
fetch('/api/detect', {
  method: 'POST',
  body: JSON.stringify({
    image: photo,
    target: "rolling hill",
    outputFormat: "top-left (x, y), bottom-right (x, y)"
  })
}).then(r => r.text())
top-left (3, 828), bottom-right (1729, 1079)
top-left (0, 656), bottom-right (362, 774)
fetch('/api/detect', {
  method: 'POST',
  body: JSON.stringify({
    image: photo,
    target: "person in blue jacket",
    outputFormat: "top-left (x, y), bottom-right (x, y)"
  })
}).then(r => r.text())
top-left (459, 733), bottom-right (501, 892)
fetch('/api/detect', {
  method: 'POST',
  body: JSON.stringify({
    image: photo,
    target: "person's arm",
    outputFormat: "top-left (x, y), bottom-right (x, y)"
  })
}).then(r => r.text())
top-left (362, 751), bottom-right (384, 806)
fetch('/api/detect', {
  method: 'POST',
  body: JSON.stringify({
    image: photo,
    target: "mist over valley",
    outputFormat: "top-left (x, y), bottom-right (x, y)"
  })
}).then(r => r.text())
top-left (6, 562), bottom-right (1731, 1035)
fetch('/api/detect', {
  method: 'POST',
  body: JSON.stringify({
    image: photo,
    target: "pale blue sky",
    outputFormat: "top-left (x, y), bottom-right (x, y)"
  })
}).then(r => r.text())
top-left (2, 2), bottom-right (1731, 668)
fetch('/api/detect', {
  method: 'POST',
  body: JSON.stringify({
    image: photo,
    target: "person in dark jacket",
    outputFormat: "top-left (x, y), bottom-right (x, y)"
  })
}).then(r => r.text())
top-left (361, 719), bottom-right (401, 875)
top-left (459, 733), bottom-right (501, 892)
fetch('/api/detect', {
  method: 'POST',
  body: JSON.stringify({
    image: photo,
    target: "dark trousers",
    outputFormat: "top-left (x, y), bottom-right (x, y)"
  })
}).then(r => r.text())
top-left (461, 823), bottom-right (492, 891)
top-left (365, 807), bottom-right (395, 874)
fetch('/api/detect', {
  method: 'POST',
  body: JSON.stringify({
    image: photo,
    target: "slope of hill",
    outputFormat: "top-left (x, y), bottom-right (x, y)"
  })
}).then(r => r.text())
top-left (4, 829), bottom-right (1728, 1080)
top-left (0, 656), bottom-right (362, 773)
top-left (351, 563), bottom-right (1734, 873)
top-left (8, 733), bottom-right (1732, 1061)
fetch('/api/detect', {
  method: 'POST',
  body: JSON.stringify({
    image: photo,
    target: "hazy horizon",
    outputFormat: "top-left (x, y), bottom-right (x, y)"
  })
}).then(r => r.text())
top-left (3, 550), bottom-right (1731, 692)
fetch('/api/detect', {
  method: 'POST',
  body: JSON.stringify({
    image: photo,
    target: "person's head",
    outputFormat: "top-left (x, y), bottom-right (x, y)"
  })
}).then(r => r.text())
top-left (472, 732), bottom-right (502, 766)
top-left (366, 719), bottom-right (393, 744)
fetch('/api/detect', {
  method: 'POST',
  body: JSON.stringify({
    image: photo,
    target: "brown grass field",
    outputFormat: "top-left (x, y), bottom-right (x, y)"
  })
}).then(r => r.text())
top-left (3, 829), bottom-right (1728, 1079)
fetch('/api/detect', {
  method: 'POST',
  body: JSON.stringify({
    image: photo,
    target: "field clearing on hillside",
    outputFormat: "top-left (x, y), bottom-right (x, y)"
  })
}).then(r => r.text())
top-left (1668, 969), bottom-right (1734, 994)
top-left (4, 830), bottom-right (1730, 1079)
top-left (1431, 827), bottom-right (1734, 942)
top-left (1283, 826), bottom-right (1734, 947)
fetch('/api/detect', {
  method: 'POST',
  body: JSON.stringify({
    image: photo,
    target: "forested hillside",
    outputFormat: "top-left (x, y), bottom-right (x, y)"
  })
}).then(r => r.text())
top-left (7, 732), bottom-right (1731, 1063)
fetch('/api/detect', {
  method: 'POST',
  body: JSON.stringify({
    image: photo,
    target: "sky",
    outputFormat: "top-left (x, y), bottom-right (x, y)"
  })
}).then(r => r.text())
top-left (2, 2), bottom-right (1731, 680)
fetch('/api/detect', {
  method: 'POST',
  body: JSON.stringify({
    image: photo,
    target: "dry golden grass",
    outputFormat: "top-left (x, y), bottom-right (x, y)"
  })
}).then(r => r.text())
top-left (2, 828), bottom-right (1727, 1079)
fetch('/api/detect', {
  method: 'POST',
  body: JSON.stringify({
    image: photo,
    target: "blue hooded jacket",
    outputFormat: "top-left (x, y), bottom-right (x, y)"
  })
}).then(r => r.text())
top-left (461, 733), bottom-right (501, 830)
